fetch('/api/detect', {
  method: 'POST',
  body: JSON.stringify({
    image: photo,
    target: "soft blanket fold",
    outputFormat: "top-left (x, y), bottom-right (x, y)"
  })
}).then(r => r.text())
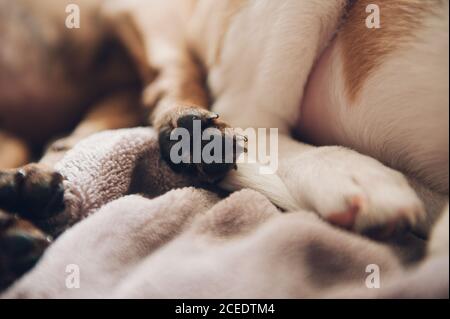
top-left (1, 127), bottom-right (448, 298)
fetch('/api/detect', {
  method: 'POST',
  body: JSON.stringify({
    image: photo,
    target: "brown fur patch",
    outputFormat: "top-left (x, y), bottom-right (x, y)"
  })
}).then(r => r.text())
top-left (339, 0), bottom-right (443, 103)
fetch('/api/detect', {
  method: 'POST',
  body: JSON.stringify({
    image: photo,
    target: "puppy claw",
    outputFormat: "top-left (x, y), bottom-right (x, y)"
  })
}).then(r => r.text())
top-left (206, 113), bottom-right (220, 120)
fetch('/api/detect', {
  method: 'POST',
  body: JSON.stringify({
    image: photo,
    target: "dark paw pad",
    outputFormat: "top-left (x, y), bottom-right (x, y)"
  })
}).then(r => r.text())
top-left (0, 210), bottom-right (51, 291)
top-left (0, 164), bottom-right (65, 220)
top-left (363, 218), bottom-right (411, 240)
top-left (158, 108), bottom-right (246, 183)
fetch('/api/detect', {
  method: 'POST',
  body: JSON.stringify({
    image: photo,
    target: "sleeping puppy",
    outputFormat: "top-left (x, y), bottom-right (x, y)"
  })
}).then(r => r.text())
top-left (104, 0), bottom-right (448, 235)
top-left (0, 0), bottom-right (448, 289)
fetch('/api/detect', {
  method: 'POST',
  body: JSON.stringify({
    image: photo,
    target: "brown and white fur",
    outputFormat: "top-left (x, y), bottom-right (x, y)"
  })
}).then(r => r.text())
top-left (102, 0), bottom-right (448, 237)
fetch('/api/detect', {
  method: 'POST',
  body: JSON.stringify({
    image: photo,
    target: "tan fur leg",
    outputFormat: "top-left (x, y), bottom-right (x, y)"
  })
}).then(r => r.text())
top-left (103, 2), bottom-right (242, 182)
top-left (0, 132), bottom-right (30, 169)
top-left (103, 1), bottom-right (209, 126)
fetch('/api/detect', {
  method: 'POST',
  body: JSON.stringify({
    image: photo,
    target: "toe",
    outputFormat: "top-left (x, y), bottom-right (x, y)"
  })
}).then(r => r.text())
top-left (0, 215), bottom-right (50, 290)
top-left (0, 165), bottom-right (66, 220)
top-left (19, 168), bottom-right (65, 220)
top-left (0, 171), bottom-right (22, 211)
top-left (326, 195), bottom-right (364, 229)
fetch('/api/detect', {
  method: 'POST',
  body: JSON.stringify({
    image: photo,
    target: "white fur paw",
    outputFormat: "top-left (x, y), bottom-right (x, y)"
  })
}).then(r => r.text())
top-left (284, 146), bottom-right (426, 238)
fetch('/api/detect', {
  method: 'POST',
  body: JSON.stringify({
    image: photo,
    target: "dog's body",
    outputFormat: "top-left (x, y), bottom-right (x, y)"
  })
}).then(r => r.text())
top-left (210, 0), bottom-right (449, 233)
top-left (0, 0), bottom-right (448, 290)
top-left (106, 0), bottom-right (448, 232)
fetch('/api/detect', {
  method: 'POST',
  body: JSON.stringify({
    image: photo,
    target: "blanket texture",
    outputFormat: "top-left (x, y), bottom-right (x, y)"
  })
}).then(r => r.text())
top-left (1, 127), bottom-right (448, 298)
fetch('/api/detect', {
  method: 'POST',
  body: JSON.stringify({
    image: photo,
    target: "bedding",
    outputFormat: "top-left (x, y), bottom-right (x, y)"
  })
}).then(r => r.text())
top-left (1, 127), bottom-right (448, 298)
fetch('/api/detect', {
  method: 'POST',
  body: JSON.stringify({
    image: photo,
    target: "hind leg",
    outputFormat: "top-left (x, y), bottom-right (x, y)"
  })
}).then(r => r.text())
top-left (297, 2), bottom-right (449, 236)
top-left (208, 0), bottom-right (426, 237)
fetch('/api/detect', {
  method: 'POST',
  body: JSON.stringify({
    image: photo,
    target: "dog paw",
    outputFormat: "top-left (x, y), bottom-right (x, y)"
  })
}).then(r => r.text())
top-left (0, 210), bottom-right (51, 291)
top-left (0, 164), bottom-right (65, 220)
top-left (291, 147), bottom-right (426, 238)
top-left (157, 107), bottom-right (245, 183)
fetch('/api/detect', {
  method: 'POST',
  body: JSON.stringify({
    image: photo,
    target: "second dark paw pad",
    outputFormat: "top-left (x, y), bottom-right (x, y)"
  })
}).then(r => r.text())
top-left (0, 164), bottom-right (65, 220)
top-left (0, 210), bottom-right (51, 291)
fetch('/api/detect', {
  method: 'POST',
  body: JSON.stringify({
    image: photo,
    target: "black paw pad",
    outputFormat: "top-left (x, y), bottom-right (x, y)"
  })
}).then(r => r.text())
top-left (159, 110), bottom-right (245, 183)
top-left (0, 165), bottom-right (66, 220)
top-left (0, 211), bottom-right (51, 291)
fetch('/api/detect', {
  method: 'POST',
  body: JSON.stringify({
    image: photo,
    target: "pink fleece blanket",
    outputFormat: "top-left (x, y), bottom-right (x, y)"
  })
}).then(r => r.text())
top-left (1, 128), bottom-right (448, 298)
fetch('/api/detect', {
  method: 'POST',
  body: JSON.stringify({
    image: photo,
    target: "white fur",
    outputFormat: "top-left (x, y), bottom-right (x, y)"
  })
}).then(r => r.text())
top-left (205, 0), bottom-right (347, 131)
top-left (428, 205), bottom-right (449, 256)
top-left (195, 0), bottom-right (447, 234)
top-left (220, 162), bottom-right (301, 212)
top-left (109, 0), bottom-right (448, 237)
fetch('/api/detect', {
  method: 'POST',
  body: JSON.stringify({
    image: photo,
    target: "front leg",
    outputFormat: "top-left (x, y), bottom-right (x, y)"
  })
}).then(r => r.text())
top-left (145, 61), bottom-right (243, 183)
top-left (206, 1), bottom-right (425, 237)
top-left (105, 2), bottom-right (243, 183)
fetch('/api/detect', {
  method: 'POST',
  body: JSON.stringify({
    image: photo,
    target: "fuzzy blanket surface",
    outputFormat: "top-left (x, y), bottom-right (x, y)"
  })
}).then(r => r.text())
top-left (1, 127), bottom-right (448, 298)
